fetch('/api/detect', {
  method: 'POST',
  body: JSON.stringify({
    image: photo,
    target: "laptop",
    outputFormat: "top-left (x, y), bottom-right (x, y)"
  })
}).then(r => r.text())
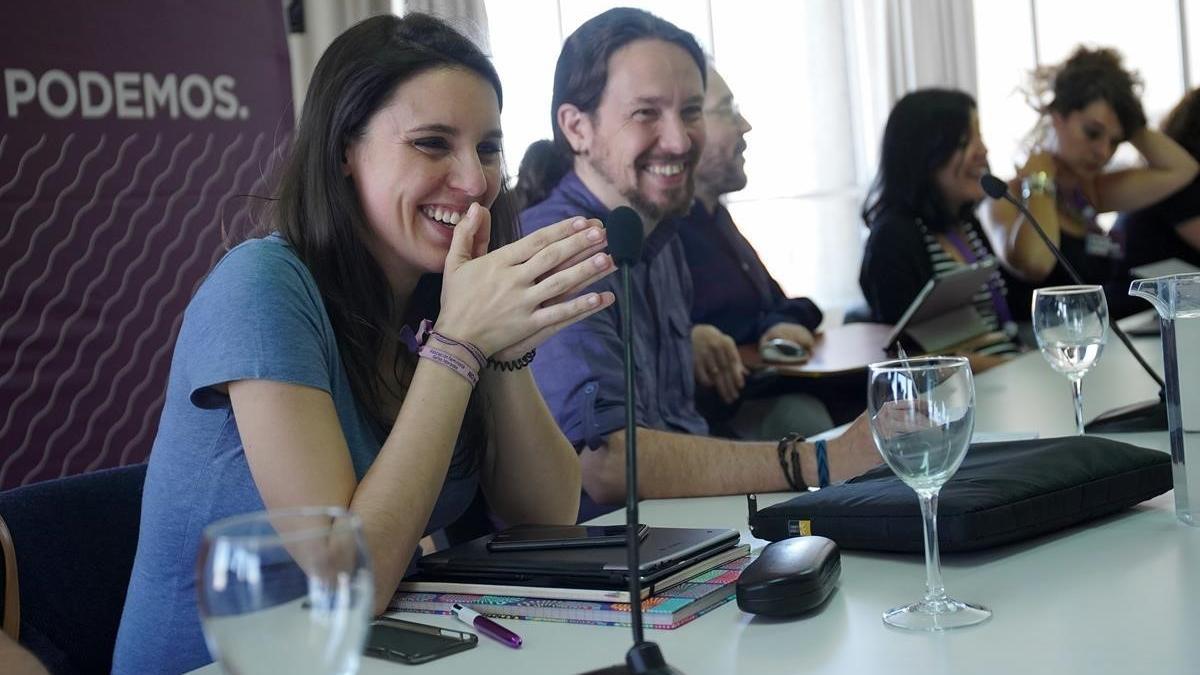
top-left (416, 526), bottom-right (740, 588)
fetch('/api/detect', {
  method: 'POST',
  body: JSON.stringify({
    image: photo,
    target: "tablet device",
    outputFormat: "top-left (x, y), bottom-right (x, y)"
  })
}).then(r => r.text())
top-left (885, 260), bottom-right (998, 352)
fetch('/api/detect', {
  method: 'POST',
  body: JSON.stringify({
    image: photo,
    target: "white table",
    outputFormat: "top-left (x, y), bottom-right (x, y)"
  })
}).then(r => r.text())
top-left (196, 315), bottom-right (1200, 674)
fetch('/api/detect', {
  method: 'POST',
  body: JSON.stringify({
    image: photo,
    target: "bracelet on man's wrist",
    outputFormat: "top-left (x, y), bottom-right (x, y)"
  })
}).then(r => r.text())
top-left (776, 433), bottom-right (807, 492)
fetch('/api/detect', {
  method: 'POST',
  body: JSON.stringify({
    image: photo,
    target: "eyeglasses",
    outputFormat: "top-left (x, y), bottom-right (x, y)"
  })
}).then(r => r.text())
top-left (704, 101), bottom-right (743, 123)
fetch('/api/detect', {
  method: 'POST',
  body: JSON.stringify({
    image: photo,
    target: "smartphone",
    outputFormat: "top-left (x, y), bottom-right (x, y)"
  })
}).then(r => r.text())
top-left (364, 617), bottom-right (477, 665)
top-left (486, 524), bottom-right (650, 552)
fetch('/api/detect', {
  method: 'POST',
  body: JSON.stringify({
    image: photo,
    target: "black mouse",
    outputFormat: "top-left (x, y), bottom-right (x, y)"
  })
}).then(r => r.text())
top-left (736, 536), bottom-right (840, 616)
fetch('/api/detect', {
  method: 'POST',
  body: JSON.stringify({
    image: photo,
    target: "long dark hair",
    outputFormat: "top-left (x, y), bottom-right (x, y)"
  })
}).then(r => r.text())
top-left (517, 7), bottom-right (706, 207)
top-left (863, 88), bottom-right (977, 234)
top-left (268, 13), bottom-right (519, 474)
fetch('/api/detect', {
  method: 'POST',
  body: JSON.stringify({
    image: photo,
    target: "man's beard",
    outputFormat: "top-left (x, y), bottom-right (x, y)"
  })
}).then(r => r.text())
top-left (695, 154), bottom-right (747, 200)
top-left (586, 153), bottom-right (696, 222)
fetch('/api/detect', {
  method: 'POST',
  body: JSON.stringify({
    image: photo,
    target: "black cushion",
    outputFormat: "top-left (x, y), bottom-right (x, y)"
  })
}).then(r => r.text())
top-left (749, 437), bottom-right (1171, 552)
top-left (0, 464), bottom-right (146, 675)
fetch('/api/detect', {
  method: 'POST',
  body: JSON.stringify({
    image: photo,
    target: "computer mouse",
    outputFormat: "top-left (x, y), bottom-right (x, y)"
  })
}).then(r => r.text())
top-left (736, 536), bottom-right (840, 616)
top-left (760, 338), bottom-right (809, 364)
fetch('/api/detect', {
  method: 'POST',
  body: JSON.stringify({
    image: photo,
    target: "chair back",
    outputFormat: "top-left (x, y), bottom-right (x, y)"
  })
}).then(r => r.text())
top-left (0, 464), bottom-right (147, 675)
top-left (1, 513), bottom-right (17, 640)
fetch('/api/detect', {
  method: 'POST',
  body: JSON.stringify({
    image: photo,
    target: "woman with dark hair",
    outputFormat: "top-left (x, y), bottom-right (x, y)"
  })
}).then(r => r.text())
top-left (112, 14), bottom-right (614, 673)
top-left (860, 88), bottom-right (1020, 356)
top-left (1113, 88), bottom-right (1200, 271)
top-left (511, 139), bottom-right (570, 212)
top-left (988, 46), bottom-right (1197, 316)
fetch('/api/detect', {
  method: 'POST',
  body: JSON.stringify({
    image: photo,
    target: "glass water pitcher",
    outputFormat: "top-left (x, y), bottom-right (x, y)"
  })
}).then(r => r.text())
top-left (1130, 273), bottom-right (1200, 525)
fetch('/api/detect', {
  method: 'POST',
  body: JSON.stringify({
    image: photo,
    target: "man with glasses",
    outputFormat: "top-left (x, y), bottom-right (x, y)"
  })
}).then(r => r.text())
top-left (679, 64), bottom-right (833, 437)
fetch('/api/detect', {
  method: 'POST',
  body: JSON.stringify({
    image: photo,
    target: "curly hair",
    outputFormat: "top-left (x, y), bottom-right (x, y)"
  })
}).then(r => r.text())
top-left (1162, 88), bottom-right (1200, 160)
top-left (1026, 46), bottom-right (1146, 144)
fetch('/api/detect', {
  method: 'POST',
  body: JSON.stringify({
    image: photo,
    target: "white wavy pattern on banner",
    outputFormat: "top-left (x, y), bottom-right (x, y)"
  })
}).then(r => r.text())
top-left (0, 135), bottom-right (73, 252)
top-left (7, 134), bottom-right (153, 481)
top-left (0, 131), bottom-right (285, 487)
top-left (0, 135), bottom-right (135, 349)
top-left (84, 133), bottom-right (246, 473)
top-left (26, 134), bottom-right (172, 481)
top-left (0, 133), bottom-right (198, 486)
top-left (0, 134), bottom-right (47, 199)
top-left (20, 133), bottom-right (217, 483)
top-left (0, 136), bottom-right (109, 301)
top-left (117, 133), bottom-right (269, 467)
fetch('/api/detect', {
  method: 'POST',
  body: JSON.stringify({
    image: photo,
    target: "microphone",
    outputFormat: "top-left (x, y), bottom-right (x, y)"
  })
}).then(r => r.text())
top-left (585, 206), bottom-right (681, 675)
top-left (980, 174), bottom-right (1167, 432)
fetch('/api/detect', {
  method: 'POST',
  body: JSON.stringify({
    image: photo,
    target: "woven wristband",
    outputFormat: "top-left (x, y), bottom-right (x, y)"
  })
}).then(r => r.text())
top-left (815, 439), bottom-right (830, 488)
top-left (417, 345), bottom-right (479, 387)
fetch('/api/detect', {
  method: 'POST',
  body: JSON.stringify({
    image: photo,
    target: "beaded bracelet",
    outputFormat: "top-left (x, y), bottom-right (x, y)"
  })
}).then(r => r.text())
top-left (487, 349), bottom-right (536, 372)
top-left (776, 433), bottom-right (807, 492)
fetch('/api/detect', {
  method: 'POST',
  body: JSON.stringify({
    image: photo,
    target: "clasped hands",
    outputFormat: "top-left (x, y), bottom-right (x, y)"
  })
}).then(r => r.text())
top-left (436, 203), bottom-right (616, 361)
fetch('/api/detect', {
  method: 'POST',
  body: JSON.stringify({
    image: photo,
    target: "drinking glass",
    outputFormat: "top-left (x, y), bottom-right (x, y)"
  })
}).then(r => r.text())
top-left (197, 507), bottom-right (374, 675)
top-left (1032, 285), bottom-right (1109, 435)
top-left (868, 356), bottom-right (991, 630)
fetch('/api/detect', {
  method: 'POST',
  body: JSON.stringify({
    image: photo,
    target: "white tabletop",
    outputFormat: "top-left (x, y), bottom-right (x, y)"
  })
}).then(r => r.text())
top-left (194, 313), bottom-right (1200, 674)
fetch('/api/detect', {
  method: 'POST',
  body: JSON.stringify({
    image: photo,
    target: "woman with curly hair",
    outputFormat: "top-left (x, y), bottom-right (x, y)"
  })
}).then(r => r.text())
top-left (988, 46), bottom-right (1198, 316)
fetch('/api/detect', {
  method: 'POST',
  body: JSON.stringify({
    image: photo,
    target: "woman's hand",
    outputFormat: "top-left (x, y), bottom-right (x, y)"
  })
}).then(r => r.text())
top-left (437, 203), bottom-right (617, 357)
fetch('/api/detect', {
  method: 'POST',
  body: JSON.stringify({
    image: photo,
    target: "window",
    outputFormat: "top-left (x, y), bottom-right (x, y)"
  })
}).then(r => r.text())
top-left (974, 0), bottom-right (1190, 232)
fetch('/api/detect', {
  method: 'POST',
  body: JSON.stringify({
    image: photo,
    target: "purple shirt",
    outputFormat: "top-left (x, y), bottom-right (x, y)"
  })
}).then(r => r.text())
top-left (677, 201), bottom-right (823, 344)
top-left (520, 171), bottom-right (710, 450)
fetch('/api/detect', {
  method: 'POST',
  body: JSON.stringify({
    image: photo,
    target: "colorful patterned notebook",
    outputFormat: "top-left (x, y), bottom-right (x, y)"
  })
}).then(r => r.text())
top-left (387, 555), bottom-right (752, 629)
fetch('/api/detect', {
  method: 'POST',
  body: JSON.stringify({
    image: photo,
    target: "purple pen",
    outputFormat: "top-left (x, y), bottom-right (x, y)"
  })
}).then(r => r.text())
top-left (452, 603), bottom-right (523, 649)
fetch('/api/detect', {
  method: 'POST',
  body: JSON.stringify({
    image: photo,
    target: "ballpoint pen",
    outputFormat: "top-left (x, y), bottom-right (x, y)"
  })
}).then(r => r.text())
top-left (451, 603), bottom-right (523, 649)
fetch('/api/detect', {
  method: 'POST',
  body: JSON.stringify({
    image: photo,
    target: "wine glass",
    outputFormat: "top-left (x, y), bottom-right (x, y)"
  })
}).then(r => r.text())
top-left (1032, 285), bottom-right (1109, 435)
top-left (868, 356), bottom-right (991, 631)
top-left (197, 507), bottom-right (374, 675)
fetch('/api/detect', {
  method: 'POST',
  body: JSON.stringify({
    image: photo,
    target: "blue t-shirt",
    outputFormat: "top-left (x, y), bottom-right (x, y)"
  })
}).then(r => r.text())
top-left (112, 235), bottom-right (477, 675)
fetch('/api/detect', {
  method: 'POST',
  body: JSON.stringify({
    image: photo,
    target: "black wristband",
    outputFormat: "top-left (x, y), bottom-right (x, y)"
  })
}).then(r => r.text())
top-left (486, 348), bottom-right (536, 372)
top-left (776, 432), bottom-right (807, 492)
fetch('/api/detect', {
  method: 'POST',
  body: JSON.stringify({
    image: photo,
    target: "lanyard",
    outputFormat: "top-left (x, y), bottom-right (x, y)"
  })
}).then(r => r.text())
top-left (942, 228), bottom-right (1015, 328)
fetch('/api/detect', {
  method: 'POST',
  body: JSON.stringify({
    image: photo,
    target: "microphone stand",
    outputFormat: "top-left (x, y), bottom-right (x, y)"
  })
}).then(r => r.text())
top-left (984, 176), bottom-right (1167, 432)
top-left (582, 207), bottom-right (681, 675)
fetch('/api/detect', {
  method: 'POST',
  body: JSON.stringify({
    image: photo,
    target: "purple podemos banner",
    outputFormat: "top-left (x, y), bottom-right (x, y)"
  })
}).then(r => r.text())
top-left (0, 1), bottom-right (293, 488)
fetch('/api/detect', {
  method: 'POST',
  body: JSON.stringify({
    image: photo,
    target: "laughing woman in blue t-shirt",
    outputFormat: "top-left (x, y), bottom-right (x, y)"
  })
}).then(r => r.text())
top-left (112, 14), bottom-right (616, 674)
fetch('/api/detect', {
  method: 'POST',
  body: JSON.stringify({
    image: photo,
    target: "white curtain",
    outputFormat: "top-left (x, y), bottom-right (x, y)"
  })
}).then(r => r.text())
top-left (886, 0), bottom-right (979, 97)
top-left (400, 0), bottom-right (491, 52)
top-left (285, 0), bottom-right (393, 113)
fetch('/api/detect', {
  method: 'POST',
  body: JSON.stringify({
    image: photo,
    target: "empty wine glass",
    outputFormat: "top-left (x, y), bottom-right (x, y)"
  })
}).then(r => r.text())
top-left (868, 356), bottom-right (991, 631)
top-left (1032, 285), bottom-right (1109, 435)
top-left (197, 507), bottom-right (374, 675)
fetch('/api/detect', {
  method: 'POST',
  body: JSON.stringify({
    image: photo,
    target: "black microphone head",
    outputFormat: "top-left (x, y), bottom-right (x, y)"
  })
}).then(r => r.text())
top-left (606, 206), bottom-right (644, 266)
top-left (980, 174), bottom-right (1009, 200)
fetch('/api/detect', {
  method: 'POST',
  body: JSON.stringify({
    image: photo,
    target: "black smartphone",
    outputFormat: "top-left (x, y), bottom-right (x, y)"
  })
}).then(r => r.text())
top-left (364, 617), bottom-right (477, 665)
top-left (486, 524), bottom-right (650, 552)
